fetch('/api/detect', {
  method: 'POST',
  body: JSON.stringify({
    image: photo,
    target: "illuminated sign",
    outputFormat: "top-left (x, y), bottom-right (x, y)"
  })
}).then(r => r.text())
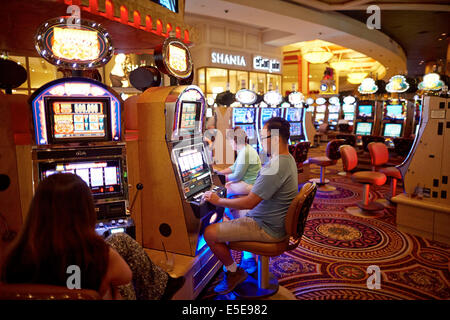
top-left (315, 97), bottom-right (326, 105)
top-left (306, 98), bottom-right (315, 105)
top-left (35, 17), bottom-right (114, 69)
top-left (329, 96), bottom-right (340, 105)
top-left (386, 75), bottom-right (409, 93)
top-left (235, 89), bottom-right (257, 105)
top-left (418, 73), bottom-right (445, 91)
top-left (358, 78), bottom-right (378, 94)
top-left (211, 52), bottom-right (246, 67)
top-left (253, 56), bottom-right (281, 73)
top-left (288, 92), bottom-right (304, 106)
top-left (263, 91), bottom-right (282, 106)
top-left (155, 37), bottom-right (192, 79)
top-left (343, 96), bottom-right (356, 105)
top-left (168, 44), bottom-right (188, 72)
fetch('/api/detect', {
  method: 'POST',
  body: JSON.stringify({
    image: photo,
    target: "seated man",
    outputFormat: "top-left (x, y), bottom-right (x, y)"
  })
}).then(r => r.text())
top-left (216, 127), bottom-right (261, 197)
top-left (203, 117), bottom-right (298, 295)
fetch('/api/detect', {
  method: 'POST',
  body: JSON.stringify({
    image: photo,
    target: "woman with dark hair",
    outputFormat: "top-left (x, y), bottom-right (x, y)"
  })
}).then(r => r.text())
top-left (0, 173), bottom-right (184, 300)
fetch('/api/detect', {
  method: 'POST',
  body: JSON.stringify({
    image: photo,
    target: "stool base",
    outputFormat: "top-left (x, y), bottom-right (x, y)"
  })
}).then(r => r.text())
top-left (346, 206), bottom-right (384, 219)
top-left (233, 272), bottom-right (279, 299)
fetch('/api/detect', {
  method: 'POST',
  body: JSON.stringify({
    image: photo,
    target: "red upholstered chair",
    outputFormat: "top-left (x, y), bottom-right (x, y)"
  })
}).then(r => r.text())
top-left (339, 145), bottom-right (387, 216)
top-left (368, 142), bottom-right (402, 202)
top-left (308, 139), bottom-right (345, 192)
top-left (0, 283), bottom-right (101, 300)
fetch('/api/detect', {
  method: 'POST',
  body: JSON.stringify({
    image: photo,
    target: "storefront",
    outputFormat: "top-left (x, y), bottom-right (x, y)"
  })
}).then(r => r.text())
top-left (185, 14), bottom-right (283, 104)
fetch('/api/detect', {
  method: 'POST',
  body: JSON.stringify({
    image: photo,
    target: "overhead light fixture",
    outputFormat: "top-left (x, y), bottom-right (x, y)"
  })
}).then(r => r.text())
top-left (330, 60), bottom-right (353, 71)
top-left (347, 72), bottom-right (368, 84)
top-left (303, 47), bottom-right (333, 64)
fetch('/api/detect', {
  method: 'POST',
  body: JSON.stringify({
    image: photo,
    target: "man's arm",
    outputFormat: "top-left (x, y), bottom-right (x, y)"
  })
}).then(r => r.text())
top-left (203, 191), bottom-right (262, 210)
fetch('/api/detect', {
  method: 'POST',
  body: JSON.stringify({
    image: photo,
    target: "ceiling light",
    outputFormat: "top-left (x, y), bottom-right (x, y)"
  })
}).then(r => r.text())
top-left (330, 60), bottom-right (354, 71)
top-left (303, 47), bottom-right (333, 64)
top-left (347, 72), bottom-right (368, 84)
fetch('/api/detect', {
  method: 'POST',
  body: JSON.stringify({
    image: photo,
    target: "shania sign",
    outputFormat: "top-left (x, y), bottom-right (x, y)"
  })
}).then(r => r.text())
top-left (211, 52), bottom-right (246, 67)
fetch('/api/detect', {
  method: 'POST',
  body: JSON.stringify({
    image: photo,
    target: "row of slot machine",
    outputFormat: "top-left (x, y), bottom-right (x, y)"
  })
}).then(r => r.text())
top-left (306, 95), bottom-right (421, 144)
top-left (1, 16), bottom-right (227, 299)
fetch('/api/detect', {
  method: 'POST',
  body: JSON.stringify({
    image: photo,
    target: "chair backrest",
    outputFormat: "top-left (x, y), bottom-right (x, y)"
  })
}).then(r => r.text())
top-left (335, 134), bottom-right (356, 147)
top-left (368, 142), bottom-right (389, 167)
top-left (0, 283), bottom-right (101, 300)
top-left (293, 141), bottom-right (311, 163)
top-left (362, 135), bottom-right (385, 152)
top-left (285, 182), bottom-right (317, 244)
top-left (326, 139), bottom-right (346, 160)
top-left (318, 123), bottom-right (328, 133)
top-left (339, 145), bottom-right (358, 172)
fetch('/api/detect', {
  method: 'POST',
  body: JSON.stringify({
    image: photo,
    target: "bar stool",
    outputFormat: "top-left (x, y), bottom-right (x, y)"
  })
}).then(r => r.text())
top-left (340, 145), bottom-right (387, 217)
top-left (308, 139), bottom-right (345, 192)
top-left (228, 183), bottom-right (317, 299)
top-left (368, 142), bottom-right (403, 204)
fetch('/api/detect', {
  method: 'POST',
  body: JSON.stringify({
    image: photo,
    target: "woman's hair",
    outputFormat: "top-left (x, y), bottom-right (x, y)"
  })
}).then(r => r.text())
top-left (0, 173), bottom-right (109, 290)
top-left (227, 126), bottom-right (249, 145)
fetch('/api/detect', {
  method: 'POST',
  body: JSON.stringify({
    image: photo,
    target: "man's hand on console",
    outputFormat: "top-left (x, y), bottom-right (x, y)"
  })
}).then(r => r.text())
top-left (202, 191), bottom-right (221, 205)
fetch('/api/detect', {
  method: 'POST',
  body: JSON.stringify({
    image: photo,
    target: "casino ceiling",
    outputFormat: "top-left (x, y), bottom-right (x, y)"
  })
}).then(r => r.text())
top-left (187, 0), bottom-right (450, 78)
top-left (283, 0), bottom-right (450, 76)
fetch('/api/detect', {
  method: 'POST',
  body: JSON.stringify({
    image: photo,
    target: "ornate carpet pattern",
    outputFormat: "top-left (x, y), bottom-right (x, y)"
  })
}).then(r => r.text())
top-left (200, 145), bottom-right (450, 300)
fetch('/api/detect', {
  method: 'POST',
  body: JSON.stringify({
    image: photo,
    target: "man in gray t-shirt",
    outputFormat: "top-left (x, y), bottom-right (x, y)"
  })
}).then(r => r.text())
top-left (202, 117), bottom-right (298, 295)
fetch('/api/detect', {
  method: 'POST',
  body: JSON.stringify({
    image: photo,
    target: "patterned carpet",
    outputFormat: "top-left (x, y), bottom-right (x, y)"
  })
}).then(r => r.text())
top-left (199, 144), bottom-right (450, 300)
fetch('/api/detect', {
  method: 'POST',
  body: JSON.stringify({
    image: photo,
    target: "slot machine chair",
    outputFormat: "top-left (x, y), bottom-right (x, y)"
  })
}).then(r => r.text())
top-left (362, 135), bottom-right (385, 152)
top-left (228, 182), bottom-right (317, 299)
top-left (368, 142), bottom-right (402, 204)
top-left (0, 283), bottom-right (101, 300)
top-left (313, 123), bottom-right (329, 146)
top-left (289, 142), bottom-right (311, 183)
top-left (340, 145), bottom-right (387, 216)
top-left (307, 139), bottom-right (345, 192)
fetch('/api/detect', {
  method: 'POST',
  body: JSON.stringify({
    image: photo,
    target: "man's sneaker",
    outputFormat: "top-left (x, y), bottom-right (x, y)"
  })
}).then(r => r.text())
top-left (239, 258), bottom-right (258, 275)
top-left (214, 267), bottom-right (248, 295)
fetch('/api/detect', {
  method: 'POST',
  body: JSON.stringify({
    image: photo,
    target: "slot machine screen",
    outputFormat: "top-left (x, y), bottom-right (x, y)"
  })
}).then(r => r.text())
top-left (238, 124), bottom-right (255, 139)
top-left (328, 105), bottom-right (340, 113)
top-left (290, 123), bottom-right (302, 136)
top-left (179, 101), bottom-right (201, 135)
top-left (261, 108), bottom-right (281, 125)
top-left (355, 122), bottom-right (373, 136)
top-left (315, 113), bottom-right (325, 122)
top-left (342, 104), bottom-right (355, 113)
top-left (46, 98), bottom-right (110, 143)
top-left (383, 123), bottom-right (402, 137)
top-left (328, 113), bottom-right (339, 120)
top-left (344, 114), bottom-right (354, 121)
top-left (358, 105), bottom-right (372, 117)
top-left (386, 105), bottom-right (404, 119)
top-left (316, 105), bottom-right (326, 113)
top-left (174, 145), bottom-right (211, 198)
top-left (286, 108), bottom-right (302, 122)
top-left (233, 108), bottom-right (255, 124)
top-left (39, 159), bottom-right (123, 199)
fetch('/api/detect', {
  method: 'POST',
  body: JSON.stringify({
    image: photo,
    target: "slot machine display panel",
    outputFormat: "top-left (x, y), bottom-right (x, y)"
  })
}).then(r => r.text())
top-left (285, 108), bottom-right (305, 144)
top-left (232, 108), bottom-right (258, 151)
top-left (30, 78), bottom-right (122, 146)
top-left (355, 122), bottom-right (373, 136)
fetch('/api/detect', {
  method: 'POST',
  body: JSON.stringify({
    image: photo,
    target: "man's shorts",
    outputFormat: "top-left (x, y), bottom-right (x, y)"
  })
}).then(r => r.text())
top-left (216, 217), bottom-right (284, 243)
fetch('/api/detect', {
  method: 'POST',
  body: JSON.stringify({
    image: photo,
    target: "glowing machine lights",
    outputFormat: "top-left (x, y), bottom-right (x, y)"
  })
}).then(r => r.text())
top-left (386, 75), bottom-right (410, 93)
top-left (358, 78), bottom-right (378, 94)
top-left (418, 73), bottom-right (445, 91)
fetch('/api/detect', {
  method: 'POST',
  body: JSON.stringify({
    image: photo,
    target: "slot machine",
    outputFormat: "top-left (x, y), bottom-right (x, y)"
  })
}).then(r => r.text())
top-left (380, 98), bottom-right (407, 146)
top-left (393, 96), bottom-right (450, 244)
top-left (29, 17), bottom-right (134, 238)
top-left (353, 100), bottom-right (379, 145)
top-left (256, 90), bottom-right (283, 148)
top-left (327, 96), bottom-right (341, 131)
top-left (342, 96), bottom-right (357, 126)
top-left (232, 89), bottom-right (259, 151)
top-left (284, 91), bottom-right (307, 144)
top-left (313, 97), bottom-right (327, 129)
top-left (137, 38), bottom-right (226, 299)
